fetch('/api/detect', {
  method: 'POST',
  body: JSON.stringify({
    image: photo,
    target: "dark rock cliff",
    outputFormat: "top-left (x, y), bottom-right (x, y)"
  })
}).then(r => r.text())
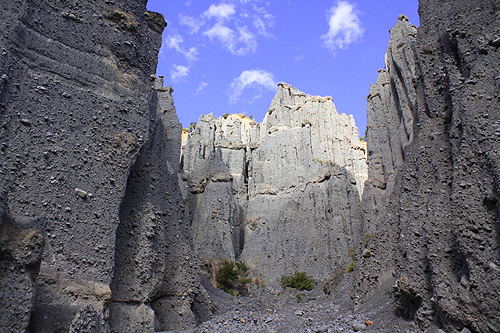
top-left (0, 1), bottom-right (209, 332)
top-left (357, 2), bottom-right (500, 332)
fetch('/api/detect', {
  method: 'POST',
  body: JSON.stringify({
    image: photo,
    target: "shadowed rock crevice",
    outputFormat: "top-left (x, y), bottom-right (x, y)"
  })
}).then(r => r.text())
top-left (0, 211), bottom-right (44, 333)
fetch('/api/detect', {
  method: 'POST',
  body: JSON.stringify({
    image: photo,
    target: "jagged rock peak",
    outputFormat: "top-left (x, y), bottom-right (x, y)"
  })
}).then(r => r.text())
top-left (182, 83), bottom-right (367, 285)
top-left (263, 82), bottom-right (368, 196)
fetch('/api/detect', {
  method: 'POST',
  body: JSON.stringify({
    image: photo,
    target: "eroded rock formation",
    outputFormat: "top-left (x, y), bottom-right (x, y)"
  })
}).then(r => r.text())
top-left (0, 2), bottom-right (209, 332)
top-left (356, 3), bottom-right (500, 332)
top-left (183, 83), bottom-right (368, 285)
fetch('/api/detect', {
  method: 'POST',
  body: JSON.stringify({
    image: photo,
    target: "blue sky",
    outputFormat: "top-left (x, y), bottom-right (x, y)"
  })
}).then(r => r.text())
top-left (146, 0), bottom-right (419, 135)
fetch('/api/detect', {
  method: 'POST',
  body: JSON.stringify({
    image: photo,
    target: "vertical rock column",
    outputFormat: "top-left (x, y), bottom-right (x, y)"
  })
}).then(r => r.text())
top-left (182, 114), bottom-right (259, 263)
top-left (356, 5), bottom-right (500, 332)
top-left (242, 83), bottom-right (366, 284)
top-left (109, 79), bottom-right (211, 332)
top-left (0, 0), bottom-right (168, 331)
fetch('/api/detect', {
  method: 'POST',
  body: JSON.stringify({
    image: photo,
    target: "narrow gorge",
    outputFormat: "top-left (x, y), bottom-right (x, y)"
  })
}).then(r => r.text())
top-left (0, 0), bottom-right (499, 332)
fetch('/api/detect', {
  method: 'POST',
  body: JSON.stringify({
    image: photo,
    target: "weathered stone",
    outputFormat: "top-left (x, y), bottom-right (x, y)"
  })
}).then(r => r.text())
top-left (356, 3), bottom-right (500, 332)
top-left (109, 79), bottom-right (211, 331)
top-left (0, 213), bottom-right (44, 332)
top-left (0, 2), bottom-right (208, 332)
top-left (69, 305), bottom-right (107, 333)
top-left (183, 83), bottom-right (367, 285)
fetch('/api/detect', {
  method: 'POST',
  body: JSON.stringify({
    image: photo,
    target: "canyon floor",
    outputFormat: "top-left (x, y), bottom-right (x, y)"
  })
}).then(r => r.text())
top-left (164, 275), bottom-right (425, 333)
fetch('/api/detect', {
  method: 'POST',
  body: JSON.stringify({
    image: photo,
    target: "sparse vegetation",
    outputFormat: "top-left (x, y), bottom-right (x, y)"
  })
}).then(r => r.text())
top-left (347, 261), bottom-right (355, 273)
top-left (280, 272), bottom-right (315, 291)
top-left (183, 122), bottom-right (197, 133)
top-left (223, 113), bottom-right (229, 119)
top-left (313, 157), bottom-right (335, 167)
top-left (363, 232), bottom-right (374, 248)
top-left (296, 293), bottom-right (303, 303)
top-left (360, 128), bottom-right (368, 142)
top-left (215, 260), bottom-right (250, 295)
top-left (349, 246), bottom-right (355, 259)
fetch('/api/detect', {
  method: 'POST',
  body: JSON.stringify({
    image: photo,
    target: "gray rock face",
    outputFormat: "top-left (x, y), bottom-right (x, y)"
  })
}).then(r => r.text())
top-left (0, 213), bottom-right (44, 333)
top-left (182, 113), bottom-right (257, 262)
top-left (243, 84), bottom-right (366, 284)
top-left (355, 16), bottom-right (419, 302)
top-left (109, 79), bottom-right (211, 331)
top-left (183, 83), bottom-right (367, 285)
top-left (0, 2), bottom-right (209, 332)
top-left (356, 5), bottom-right (500, 332)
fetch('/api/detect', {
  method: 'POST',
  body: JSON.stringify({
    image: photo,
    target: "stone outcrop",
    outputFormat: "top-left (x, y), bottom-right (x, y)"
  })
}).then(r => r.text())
top-left (0, 2), bottom-right (209, 332)
top-left (109, 78), bottom-right (211, 332)
top-left (182, 113), bottom-right (258, 263)
top-left (183, 83), bottom-right (367, 285)
top-left (356, 4), bottom-right (500, 332)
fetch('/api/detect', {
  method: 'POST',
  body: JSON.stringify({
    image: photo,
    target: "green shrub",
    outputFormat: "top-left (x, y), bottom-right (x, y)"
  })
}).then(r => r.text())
top-left (223, 113), bottom-right (229, 119)
top-left (347, 261), bottom-right (355, 273)
top-left (216, 260), bottom-right (250, 295)
top-left (280, 272), bottom-right (314, 291)
top-left (349, 246), bottom-right (355, 259)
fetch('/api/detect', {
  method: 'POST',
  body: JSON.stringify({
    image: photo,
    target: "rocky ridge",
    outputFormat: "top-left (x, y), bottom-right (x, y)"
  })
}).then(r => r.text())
top-left (182, 82), bottom-right (368, 285)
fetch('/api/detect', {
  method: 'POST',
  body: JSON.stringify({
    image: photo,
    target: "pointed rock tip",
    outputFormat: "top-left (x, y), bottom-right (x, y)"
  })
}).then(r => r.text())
top-left (398, 14), bottom-right (409, 22)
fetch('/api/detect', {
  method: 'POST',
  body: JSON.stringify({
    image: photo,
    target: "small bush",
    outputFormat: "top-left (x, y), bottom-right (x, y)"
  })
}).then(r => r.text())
top-left (223, 113), bottom-right (229, 119)
top-left (280, 272), bottom-right (314, 291)
top-left (215, 260), bottom-right (250, 295)
top-left (347, 261), bottom-right (355, 273)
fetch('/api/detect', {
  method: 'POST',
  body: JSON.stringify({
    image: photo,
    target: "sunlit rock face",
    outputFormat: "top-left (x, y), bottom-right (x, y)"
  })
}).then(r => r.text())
top-left (183, 83), bottom-right (367, 285)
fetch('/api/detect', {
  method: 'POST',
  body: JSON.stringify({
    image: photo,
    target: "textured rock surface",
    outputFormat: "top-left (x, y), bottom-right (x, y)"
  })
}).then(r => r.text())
top-left (356, 4), bottom-right (500, 332)
top-left (109, 79), bottom-right (211, 331)
top-left (183, 83), bottom-right (367, 285)
top-left (0, 1), bottom-right (209, 332)
top-left (243, 83), bottom-right (366, 284)
top-left (0, 213), bottom-right (44, 332)
top-left (182, 114), bottom-right (257, 262)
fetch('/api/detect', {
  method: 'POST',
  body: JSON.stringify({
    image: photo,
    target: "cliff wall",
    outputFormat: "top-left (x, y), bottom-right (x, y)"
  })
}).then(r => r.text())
top-left (0, 2), bottom-right (209, 332)
top-left (356, 2), bottom-right (500, 332)
top-left (182, 83), bottom-right (368, 285)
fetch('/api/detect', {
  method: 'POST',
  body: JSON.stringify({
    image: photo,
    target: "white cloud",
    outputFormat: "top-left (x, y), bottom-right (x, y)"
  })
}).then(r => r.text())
top-left (204, 3), bottom-right (236, 20)
top-left (322, 1), bottom-right (364, 53)
top-left (251, 4), bottom-right (275, 37)
top-left (196, 1), bottom-right (273, 56)
top-left (235, 26), bottom-right (257, 55)
top-left (229, 69), bottom-right (276, 103)
top-left (195, 81), bottom-right (209, 94)
top-left (166, 34), bottom-right (183, 52)
top-left (165, 33), bottom-right (198, 62)
top-left (179, 13), bottom-right (205, 34)
top-left (171, 65), bottom-right (190, 81)
top-left (204, 23), bottom-right (234, 44)
top-left (203, 23), bottom-right (257, 56)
